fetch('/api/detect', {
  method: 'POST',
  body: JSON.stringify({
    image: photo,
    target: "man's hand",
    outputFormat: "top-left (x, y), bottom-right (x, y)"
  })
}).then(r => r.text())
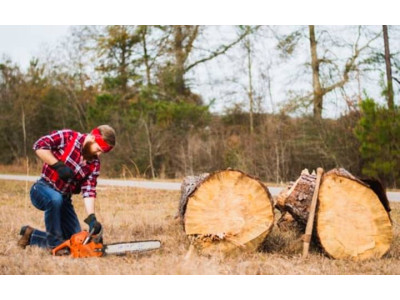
top-left (84, 213), bottom-right (102, 235)
top-left (50, 161), bottom-right (74, 181)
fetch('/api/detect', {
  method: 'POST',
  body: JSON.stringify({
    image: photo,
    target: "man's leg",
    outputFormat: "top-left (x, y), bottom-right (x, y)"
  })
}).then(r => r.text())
top-left (60, 195), bottom-right (81, 240)
top-left (29, 180), bottom-right (65, 248)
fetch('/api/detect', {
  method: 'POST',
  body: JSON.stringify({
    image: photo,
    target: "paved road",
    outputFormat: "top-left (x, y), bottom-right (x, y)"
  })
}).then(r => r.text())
top-left (0, 173), bottom-right (399, 202)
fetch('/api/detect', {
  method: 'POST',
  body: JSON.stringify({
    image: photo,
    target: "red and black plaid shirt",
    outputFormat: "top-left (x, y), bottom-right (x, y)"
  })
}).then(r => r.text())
top-left (33, 129), bottom-right (100, 198)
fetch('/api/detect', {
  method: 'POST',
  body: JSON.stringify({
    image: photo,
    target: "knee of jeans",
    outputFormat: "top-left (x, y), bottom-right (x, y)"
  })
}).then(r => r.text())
top-left (48, 196), bottom-right (64, 210)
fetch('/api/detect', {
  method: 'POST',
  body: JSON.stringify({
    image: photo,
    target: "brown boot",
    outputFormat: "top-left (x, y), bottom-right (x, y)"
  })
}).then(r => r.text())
top-left (17, 225), bottom-right (34, 249)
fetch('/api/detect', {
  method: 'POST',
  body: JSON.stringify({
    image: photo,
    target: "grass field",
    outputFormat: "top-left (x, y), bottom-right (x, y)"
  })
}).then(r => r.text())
top-left (1, 179), bottom-right (400, 275)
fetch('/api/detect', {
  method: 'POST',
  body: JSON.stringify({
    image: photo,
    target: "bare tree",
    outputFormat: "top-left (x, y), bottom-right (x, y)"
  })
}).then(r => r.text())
top-left (309, 25), bottom-right (324, 118)
top-left (158, 26), bottom-right (252, 102)
top-left (308, 26), bottom-right (381, 118)
top-left (241, 26), bottom-right (261, 134)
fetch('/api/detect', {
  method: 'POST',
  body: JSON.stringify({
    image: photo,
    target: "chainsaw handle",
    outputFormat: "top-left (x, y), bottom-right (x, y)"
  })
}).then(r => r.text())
top-left (52, 239), bottom-right (71, 256)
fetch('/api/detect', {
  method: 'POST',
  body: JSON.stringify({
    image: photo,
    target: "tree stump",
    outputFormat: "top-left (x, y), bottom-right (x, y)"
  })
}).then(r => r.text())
top-left (179, 169), bottom-right (275, 256)
top-left (277, 168), bottom-right (393, 260)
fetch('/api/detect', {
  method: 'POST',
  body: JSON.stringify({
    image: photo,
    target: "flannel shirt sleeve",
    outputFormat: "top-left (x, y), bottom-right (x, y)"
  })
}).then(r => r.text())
top-left (33, 129), bottom-right (73, 151)
top-left (81, 161), bottom-right (100, 198)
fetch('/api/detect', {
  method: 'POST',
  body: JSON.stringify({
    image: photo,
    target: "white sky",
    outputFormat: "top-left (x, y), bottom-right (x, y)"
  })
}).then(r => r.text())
top-left (1, 0), bottom-right (396, 70)
top-left (0, 25), bottom-right (70, 68)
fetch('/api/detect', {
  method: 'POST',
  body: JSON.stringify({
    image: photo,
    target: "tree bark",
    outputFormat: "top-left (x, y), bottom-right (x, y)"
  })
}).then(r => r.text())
top-left (309, 25), bottom-right (323, 119)
top-left (140, 25), bottom-right (152, 86)
top-left (177, 172), bottom-right (210, 221)
top-left (173, 26), bottom-right (187, 95)
top-left (245, 37), bottom-right (254, 135)
top-left (179, 169), bottom-right (275, 255)
top-left (275, 168), bottom-right (316, 228)
top-left (383, 25), bottom-right (394, 110)
top-left (172, 25), bottom-right (199, 96)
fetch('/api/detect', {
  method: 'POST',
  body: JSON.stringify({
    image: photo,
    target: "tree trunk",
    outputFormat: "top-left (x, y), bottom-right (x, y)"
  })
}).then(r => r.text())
top-left (140, 25), bottom-right (152, 86)
top-left (309, 25), bottom-right (323, 119)
top-left (173, 26), bottom-right (187, 95)
top-left (383, 25), bottom-right (394, 110)
top-left (245, 37), bottom-right (254, 135)
top-left (276, 168), bottom-right (392, 260)
top-left (178, 169), bottom-right (275, 255)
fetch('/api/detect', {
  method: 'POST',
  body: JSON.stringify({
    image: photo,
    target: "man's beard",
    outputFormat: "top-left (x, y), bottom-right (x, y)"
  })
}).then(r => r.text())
top-left (82, 141), bottom-right (97, 161)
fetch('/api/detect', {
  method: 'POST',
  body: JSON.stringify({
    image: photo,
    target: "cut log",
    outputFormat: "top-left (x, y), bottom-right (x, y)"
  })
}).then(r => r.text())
top-left (180, 169), bottom-right (275, 255)
top-left (317, 168), bottom-right (392, 260)
top-left (277, 168), bottom-right (392, 260)
top-left (275, 169), bottom-right (316, 229)
top-left (177, 173), bottom-right (209, 222)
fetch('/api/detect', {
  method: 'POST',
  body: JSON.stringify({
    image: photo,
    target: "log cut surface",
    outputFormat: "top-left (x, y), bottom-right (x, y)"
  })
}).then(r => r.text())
top-left (184, 170), bottom-right (274, 255)
top-left (317, 170), bottom-right (393, 260)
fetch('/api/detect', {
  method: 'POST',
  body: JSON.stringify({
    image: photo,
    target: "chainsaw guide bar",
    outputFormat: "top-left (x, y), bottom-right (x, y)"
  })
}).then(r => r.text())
top-left (104, 240), bottom-right (161, 255)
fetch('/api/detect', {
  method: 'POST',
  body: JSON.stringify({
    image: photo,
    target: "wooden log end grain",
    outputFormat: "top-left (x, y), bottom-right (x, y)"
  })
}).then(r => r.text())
top-left (182, 169), bottom-right (275, 256)
top-left (317, 168), bottom-right (393, 261)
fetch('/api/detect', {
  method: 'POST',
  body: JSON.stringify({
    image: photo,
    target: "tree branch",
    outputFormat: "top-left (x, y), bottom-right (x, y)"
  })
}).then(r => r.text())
top-left (184, 26), bottom-right (252, 72)
top-left (323, 29), bottom-right (381, 95)
top-left (183, 25), bottom-right (200, 62)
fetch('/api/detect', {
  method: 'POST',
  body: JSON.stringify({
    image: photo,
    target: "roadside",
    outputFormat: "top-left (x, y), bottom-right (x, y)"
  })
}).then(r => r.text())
top-left (0, 173), bottom-right (399, 202)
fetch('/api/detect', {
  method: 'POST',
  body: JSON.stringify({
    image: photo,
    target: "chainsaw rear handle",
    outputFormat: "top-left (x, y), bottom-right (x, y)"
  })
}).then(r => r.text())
top-left (52, 239), bottom-right (71, 256)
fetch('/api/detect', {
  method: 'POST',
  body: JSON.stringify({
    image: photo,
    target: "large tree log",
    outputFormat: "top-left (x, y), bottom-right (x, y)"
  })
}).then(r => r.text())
top-left (317, 168), bottom-right (392, 260)
top-left (179, 169), bottom-right (275, 255)
top-left (277, 168), bottom-right (393, 260)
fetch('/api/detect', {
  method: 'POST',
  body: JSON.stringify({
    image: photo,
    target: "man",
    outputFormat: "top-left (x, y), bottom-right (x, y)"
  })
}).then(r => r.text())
top-left (17, 125), bottom-right (116, 251)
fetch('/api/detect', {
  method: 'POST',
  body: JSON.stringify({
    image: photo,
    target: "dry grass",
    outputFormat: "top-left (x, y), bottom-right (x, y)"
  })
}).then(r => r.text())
top-left (1, 179), bottom-right (400, 275)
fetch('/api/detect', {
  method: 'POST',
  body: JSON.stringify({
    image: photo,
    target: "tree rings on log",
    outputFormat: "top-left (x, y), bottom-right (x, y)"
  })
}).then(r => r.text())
top-left (276, 168), bottom-right (392, 260)
top-left (181, 169), bottom-right (275, 255)
top-left (317, 168), bottom-right (393, 261)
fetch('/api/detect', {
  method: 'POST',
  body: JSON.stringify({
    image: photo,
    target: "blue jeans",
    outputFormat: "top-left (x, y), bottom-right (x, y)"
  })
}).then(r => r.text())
top-left (29, 179), bottom-right (81, 248)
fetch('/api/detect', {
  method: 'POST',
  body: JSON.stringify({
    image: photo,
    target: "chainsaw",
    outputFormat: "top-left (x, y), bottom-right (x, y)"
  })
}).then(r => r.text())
top-left (52, 227), bottom-right (161, 258)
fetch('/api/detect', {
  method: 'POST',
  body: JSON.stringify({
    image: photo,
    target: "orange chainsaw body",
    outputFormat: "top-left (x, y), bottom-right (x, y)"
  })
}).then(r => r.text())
top-left (52, 231), bottom-right (104, 258)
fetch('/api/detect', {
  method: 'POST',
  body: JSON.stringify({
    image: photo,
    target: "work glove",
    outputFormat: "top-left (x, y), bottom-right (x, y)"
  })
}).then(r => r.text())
top-left (84, 213), bottom-right (102, 235)
top-left (50, 161), bottom-right (74, 181)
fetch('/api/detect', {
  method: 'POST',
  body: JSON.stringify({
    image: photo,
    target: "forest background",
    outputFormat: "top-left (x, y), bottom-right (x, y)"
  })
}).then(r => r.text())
top-left (1, 25), bottom-right (399, 188)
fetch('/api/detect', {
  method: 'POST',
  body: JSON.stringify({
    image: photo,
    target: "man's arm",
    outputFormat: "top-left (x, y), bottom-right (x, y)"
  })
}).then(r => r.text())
top-left (83, 197), bottom-right (102, 234)
top-left (84, 197), bottom-right (95, 215)
top-left (35, 149), bottom-right (58, 165)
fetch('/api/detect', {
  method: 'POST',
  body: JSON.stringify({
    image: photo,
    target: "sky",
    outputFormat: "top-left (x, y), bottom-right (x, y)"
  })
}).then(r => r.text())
top-left (0, 25), bottom-right (70, 68)
top-left (1, 0), bottom-right (396, 67)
